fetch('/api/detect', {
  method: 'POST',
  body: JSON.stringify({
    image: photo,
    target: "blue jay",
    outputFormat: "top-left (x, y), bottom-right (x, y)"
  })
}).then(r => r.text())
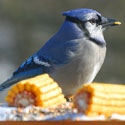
top-left (0, 9), bottom-right (121, 96)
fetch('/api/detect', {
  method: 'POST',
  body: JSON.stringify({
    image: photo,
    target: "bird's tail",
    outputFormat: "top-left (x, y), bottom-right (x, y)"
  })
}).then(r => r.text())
top-left (0, 77), bottom-right (22, 91)
top-left (0, 75), bottom-right (37, 91)
top-left (0, 67), bottom-right (46, 91)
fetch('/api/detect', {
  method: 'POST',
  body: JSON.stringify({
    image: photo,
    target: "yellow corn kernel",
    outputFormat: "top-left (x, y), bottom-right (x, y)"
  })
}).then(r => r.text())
top-left (37, 94), bottom-right (66, 107)
top-left (7, 91), bottom-right (15, 98)
top-left (36, 87), bottom-right (62, 101)
top-left (91, 96), bottom-right (125, 106)
top-left (84, 83), bottom-right (125, 94)
top-left (24, 82), bottom-right (31, 91)
top-left (54, 94), bottom-right (66, 105)
top-left (31, 79), bottom-right (54, 94)
top-left (5, 96), bottom-right (13, 103)
top-left (26, 74), bottom-right (49, 84)
top-left (31, 78), bottom-right (53, 88)
top-left (33, 82), bottom-right (59, 95)
top-left (114, 21), bottom-right (121, 25)
top-left (16, 82), bottom-right (25, 92)
top-left (86, 104), bottom-right (125, 116)
top-left (23, 74), bottom-right (49, 83)
top-left (11, 85), bottom-right (19, 94)
top-left (39, 82), bottom-right (58, 93)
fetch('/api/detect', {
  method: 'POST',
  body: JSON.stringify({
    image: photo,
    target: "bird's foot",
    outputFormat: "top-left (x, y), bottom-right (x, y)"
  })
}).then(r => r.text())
top-left (65, 95), bottom-right (74, 102)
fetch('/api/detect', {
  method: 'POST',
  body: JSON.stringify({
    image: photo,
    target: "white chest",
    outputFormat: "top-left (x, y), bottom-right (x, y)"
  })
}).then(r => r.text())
top-left (86, 63), bottom-right (101, 83)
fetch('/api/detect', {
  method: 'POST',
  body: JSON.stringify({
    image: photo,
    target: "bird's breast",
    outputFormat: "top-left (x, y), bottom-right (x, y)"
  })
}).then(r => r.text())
top-left (51, 40), bottom-right (106, 96)
top-left (77, 41), bottom-right (106, 85)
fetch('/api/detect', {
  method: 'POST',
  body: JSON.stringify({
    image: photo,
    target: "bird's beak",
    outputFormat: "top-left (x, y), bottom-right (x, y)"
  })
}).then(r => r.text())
top-left (101, 17), bottom-right (121, 28)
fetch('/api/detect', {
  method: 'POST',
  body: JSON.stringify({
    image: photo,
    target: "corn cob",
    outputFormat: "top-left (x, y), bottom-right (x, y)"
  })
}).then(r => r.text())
top-left (74, 83), bottom-right (125, 117)
top-left (5, 74), bottom-right (66, 107)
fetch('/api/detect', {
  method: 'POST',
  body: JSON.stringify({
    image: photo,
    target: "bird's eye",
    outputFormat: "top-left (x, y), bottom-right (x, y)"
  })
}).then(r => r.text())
top-left (89, 18), bottom-right (96, 24)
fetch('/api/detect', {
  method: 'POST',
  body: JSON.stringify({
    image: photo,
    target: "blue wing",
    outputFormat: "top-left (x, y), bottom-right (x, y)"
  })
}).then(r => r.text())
top-left (0, 29), bottom-right (79, 91)
top-left (13, 54), bottom-right (57, 76)
top-left (0, 54), bottom-right (58, 91)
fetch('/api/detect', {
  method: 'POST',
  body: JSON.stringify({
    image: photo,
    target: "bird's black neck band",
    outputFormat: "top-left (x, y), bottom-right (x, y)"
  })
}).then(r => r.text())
top-left (89, 37), bottom-right (106, 47)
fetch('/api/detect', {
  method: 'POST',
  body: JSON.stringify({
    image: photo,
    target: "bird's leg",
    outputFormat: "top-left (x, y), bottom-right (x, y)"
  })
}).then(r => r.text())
top-left (65, 95), bottom-right (74, 102)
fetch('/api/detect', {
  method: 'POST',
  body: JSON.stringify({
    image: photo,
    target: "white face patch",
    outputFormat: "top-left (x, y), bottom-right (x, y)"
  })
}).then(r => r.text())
top-left (85, 22), bottom-right (105, 44)
top-left (33, 56), bottom-right (50, 67)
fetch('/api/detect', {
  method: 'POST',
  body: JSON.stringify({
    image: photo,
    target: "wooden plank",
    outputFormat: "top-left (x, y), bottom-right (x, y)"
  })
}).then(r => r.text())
top-left (0, 121), bottom-right (125, 125)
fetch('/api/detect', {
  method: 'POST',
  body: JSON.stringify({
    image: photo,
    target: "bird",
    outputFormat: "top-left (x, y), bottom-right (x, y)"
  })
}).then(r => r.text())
top-left (0, 9), bottom-right (121, 96)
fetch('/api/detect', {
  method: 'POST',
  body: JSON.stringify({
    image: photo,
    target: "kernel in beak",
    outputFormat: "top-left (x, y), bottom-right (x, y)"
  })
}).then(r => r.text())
top-left (114, 22), bottom-right (121, 25)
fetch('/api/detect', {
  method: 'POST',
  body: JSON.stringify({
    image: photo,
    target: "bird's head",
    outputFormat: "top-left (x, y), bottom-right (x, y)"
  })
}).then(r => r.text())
top-left (63, 9), bottom-right (121, 46)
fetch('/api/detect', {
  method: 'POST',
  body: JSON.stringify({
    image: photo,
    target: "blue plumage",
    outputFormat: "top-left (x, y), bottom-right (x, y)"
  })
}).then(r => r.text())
top-left (13, 54), bottom-right (56, 76)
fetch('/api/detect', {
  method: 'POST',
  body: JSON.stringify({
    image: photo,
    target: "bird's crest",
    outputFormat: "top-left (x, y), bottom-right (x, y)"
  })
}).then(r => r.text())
top-left (62, 9), bottom-right (101, 21)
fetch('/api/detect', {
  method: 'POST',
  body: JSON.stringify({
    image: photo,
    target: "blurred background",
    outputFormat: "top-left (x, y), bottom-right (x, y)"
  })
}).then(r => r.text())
top-left (0, 0), bottom-right (125, 102)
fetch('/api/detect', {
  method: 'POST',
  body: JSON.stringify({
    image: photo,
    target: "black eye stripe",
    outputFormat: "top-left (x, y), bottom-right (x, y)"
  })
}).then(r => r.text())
top-left (88, 18), bottom-right (97, 24)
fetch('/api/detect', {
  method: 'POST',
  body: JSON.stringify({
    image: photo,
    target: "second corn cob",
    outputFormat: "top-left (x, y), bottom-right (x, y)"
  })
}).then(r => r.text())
top-left (74, 83), bottom-right (125, 117)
